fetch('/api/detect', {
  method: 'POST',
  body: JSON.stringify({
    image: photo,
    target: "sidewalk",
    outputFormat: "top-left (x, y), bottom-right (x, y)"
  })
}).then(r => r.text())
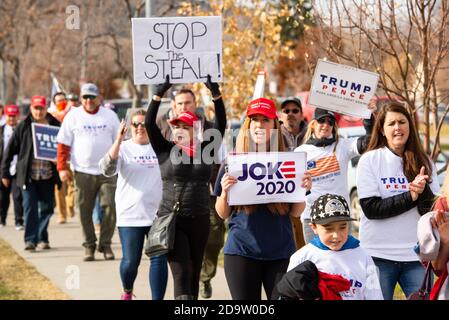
top-left (0, 213), bottom-right (231, 300)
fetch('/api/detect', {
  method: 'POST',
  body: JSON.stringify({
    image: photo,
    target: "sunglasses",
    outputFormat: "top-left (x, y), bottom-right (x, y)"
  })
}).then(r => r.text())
top-left (131, 121), bottom-right (145, 128)
top-left (317, 117), bottom-right (335, 126)
top-left (82, 95), bottom-right (97, 100)
top-left (282, 108), bottom-right (300, 115)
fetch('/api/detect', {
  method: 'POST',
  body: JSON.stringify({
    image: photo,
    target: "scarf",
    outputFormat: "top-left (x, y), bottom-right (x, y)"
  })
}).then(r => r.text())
top-left (318, 271), bottom-right (351, 300)
top-left (305, 135), bottom-right (336, 147)
top-left (310, 235), bottom-right (360, 251)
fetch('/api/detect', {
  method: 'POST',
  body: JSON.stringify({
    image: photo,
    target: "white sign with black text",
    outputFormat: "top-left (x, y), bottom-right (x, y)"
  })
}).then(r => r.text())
top-left (132, 16), bottom-right (222, 84)
top-left (227, 152), bottom-right (307, 206)
top-left (309, 59), bottom-right (379, 119)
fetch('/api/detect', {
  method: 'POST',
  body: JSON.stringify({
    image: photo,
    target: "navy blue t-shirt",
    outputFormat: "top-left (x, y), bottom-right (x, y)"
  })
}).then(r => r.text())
top-left (215, 166), bottom-right (296, 260)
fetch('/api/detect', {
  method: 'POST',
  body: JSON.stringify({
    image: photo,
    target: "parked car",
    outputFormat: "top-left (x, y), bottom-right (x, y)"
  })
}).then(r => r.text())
top-left (344, 127), bottom-right (447, 234)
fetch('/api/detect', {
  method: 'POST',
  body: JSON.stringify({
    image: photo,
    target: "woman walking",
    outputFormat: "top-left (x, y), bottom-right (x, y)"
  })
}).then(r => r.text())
top-left (100, 109), bottom-right (167, 300)
top-left (294, 102), bottom-right (376, 243)
top-left (146, 75), bottom-right (226, 300)
top-left (215, 97), bottom-right (311, 300)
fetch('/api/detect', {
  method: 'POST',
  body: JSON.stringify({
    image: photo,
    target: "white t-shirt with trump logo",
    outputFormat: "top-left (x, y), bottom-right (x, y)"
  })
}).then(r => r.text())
top-left (294, 138), bottom-right (359, 222)
top-left (100, 139), bottom-right (162, 227)
top-left (57, 106), bottom-right (120, 175)
top-left (357, 146), bottom-right (440, 261)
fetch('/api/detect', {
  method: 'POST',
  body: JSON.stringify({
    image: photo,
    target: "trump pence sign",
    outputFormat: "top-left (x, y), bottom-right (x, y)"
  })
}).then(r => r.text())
top-left (309, 59), bottom-right (379, 119)
top-left (227, 152), bottom-right (307, 205)
top-left (31, 123), bottom-right (59, 161)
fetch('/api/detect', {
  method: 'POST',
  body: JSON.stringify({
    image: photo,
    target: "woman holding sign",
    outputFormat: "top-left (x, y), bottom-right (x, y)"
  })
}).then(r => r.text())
top-left (356, 101), bottom-right (439, 300)
top-left (294, 100), bottom-right (376, 243)
top-left (146, 75), bottom-right (226, 300)
top-left (215, 97), bottom-right (312, 300)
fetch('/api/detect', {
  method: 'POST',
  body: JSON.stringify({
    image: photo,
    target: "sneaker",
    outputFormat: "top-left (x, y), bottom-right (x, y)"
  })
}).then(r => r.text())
top-left (199, 281), bottom-right (212, 299)
top-left (24, 242), bottom-right (36, 251)
top-left (15, 224), bottom-right (24, 231)
top-left (84, 247), bottom-right (95, 261)
top-left (121, 292), bottom-right (133, 300)
top-left (37, 242), bottom-right (51, 250)
top-left (99, 246), bottom-right (115, 260)
top-left (0, 222), bottom-right (5, 228)
top-left (57, 218), bottom-right (66, 224)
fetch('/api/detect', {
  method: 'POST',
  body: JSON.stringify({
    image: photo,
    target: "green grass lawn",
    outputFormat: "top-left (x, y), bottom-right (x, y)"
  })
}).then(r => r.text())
top-left (0, 283), bottom-right (20, 300)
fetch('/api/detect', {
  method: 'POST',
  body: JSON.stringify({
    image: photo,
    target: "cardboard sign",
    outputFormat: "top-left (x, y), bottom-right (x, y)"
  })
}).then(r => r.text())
top-left (227, 152), bottom-right (307, 205)
top-left (31, 123), bottom-right (59, 161)
top-left (309, 59), bottom-right (379, 119)
top-left (132, 16), bottom-right (222, 84)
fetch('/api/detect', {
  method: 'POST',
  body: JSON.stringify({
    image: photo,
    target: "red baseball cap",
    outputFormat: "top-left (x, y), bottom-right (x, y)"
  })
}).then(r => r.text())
top-left (169, 111), bottom-right (199, 127)
top-left (246, 98), bottom-right (277, 119)
top-left (30, 95), bottom-right (47, 108)
top-left (4, 104), bottom-right (20, 116)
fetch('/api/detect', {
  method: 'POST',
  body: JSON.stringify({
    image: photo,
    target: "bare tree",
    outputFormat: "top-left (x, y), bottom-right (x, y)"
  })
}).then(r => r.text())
top-left (312, 0), bottom-right (449, 163)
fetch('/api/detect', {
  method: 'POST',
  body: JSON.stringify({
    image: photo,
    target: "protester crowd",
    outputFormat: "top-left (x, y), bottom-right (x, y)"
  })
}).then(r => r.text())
top-left (0, 75), bottom-right (448, 301)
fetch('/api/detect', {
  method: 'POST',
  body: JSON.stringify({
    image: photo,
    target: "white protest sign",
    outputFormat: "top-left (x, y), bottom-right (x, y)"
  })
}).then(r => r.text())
top-left (227, 152), bottom-right (307, 205)
top-left (132, 16), bottom-right (222, 84)
top-left (252, 70), bottom-right (266, 100)
top-left (308, 59), bottom-right (379, 119)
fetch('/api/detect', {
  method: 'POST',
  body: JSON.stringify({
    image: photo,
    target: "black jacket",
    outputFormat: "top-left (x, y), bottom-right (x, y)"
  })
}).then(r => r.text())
top-left (0, 124), bottom-right (7, 170)
top-left (1, 113), bottom-right (61, 189)
top-left (146, 98), bottom-right (226, 217)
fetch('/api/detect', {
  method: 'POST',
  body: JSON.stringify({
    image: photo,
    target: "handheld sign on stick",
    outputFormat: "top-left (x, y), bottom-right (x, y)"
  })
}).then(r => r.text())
top-left (252, 71), bottom-right (266, 100)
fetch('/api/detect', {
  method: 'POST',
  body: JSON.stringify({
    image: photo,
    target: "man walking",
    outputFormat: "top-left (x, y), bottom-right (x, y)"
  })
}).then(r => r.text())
top-left (57, 83), bottom-right (120, 261)
top-left (1, 96), bottom-right (60, 250)
top-left (0, 104), bottom-right (23, 230)
top-left (279, 97), bottom-right (308, 250)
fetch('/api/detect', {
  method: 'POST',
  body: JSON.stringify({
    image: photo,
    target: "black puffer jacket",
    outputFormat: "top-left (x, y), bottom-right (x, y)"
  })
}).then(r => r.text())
top-left (146, 98), bottom-right (226, 217)
top-left (1, 113), bottom-right (61, 190)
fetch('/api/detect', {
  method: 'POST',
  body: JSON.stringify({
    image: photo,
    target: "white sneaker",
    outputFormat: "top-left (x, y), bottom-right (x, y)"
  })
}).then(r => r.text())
top-left (0, 223), bottom-right (5, 228)
top-left (15, 225), bottom-right (24, 231)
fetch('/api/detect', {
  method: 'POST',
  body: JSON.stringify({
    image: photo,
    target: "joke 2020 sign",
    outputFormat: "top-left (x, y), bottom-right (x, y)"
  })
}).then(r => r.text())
top-left (132, 16), bottom-right (222, 84)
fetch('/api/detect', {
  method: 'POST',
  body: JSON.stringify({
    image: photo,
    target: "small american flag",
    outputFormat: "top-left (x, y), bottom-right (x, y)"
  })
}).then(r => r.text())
top-left (307, 155), bottom-right (340, 177)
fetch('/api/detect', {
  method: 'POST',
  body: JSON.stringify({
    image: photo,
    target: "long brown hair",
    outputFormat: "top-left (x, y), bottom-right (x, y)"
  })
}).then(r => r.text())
top-left (234, 116), bottom-right (291, 215)
top-left (367, 101), bottom-right (432, 182)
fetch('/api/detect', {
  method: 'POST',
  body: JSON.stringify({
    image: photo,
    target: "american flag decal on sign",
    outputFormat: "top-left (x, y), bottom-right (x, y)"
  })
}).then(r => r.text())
top-left (307, 154), bottom-right (340, 177)
top-left (280, 161), bottom-right (296, 179)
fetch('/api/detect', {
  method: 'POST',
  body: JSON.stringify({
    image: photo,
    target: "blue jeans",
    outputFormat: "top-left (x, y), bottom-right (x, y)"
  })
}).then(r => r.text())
top-left (22, 179), bottom-right (55, 245)
top-left (92, 195), bottom-right (102, 225)
top-left (372, 257), bottom-right (427, 300)
top-left (118, 226), bottom-right (168, 300)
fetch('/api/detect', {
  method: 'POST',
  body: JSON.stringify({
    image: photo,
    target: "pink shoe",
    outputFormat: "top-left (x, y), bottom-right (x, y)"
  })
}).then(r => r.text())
top-left (121, 292), bottom-right (133, 300)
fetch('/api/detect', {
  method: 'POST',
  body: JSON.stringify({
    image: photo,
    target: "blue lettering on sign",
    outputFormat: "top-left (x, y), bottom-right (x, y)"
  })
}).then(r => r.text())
top-left (319, 74), bottom-right (371, 93)
top-left (237, 161), bottom-right (297, 195)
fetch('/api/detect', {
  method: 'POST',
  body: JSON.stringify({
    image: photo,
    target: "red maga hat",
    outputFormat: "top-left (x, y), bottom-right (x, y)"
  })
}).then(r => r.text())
top-left (246, 98), bottom-right (277, 119)
top-left (4, 104), bottom-right (20, 116)
top-left (30, 96), bottom-right (47, 108)
top-left (169, 111), bottom-right (199, 127)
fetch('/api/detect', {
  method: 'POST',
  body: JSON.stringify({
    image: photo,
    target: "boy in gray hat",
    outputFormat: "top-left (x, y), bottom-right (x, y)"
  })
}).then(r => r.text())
top-left (287, 193), bottom-right (383, 300)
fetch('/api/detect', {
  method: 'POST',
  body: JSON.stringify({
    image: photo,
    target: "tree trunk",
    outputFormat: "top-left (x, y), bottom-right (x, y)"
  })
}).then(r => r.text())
top-left (5, 57), bottom-right (20, 103)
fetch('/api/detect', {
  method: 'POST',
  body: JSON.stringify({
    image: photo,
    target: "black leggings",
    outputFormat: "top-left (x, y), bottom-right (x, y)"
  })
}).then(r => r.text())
top-left (224, 254), bottom-right (289, 300)
top-left (168, 214), bottom-right (210, 298)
